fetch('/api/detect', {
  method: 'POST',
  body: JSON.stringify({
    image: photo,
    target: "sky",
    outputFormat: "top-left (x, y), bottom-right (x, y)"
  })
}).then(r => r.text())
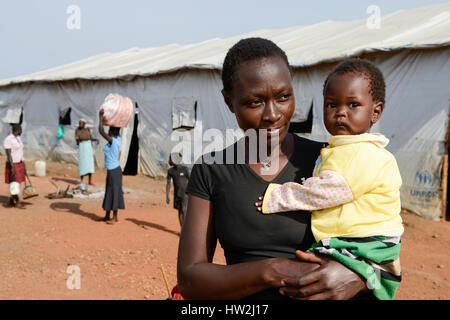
top-left (0, 0), bottom-right (448, 80)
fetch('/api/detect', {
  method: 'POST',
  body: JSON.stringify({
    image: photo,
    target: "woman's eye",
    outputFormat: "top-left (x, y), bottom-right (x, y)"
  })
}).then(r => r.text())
top-left (350, 102), bottom-right (359, 107)
top-left (278, 93), bottom-right (292, 102)
top-left (247, 100), bottom-right (263, 107)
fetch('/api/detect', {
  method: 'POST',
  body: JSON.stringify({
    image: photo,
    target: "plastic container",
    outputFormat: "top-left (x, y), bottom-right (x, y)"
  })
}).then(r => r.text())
top-left (9, 182), bottom-right (20, 195)
top-left (35, 161), bottom-right (46, 177)
top-left (100, 93), bottom-right (133, 128)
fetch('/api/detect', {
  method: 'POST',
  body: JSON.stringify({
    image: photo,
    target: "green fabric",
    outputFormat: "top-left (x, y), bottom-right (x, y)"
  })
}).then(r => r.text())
top-left (307, 237), bottom-right (401, 300)
top-left (56, 124), bottom-right (64, 139)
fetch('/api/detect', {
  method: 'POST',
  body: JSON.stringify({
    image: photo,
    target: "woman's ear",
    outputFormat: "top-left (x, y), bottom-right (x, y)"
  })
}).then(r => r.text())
top-left (371, 102), bottom-right (383, 125)
top-left (221, 89), bottom-right (235, 114)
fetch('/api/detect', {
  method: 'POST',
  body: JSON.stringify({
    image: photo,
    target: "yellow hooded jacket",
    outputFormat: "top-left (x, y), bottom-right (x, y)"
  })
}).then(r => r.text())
top-left (263, 133), bottom-right (404, 242)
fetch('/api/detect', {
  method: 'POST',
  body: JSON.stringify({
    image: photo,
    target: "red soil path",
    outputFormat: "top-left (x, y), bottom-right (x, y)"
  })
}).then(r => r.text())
top-left (0, 156), bottom-right (448, 300)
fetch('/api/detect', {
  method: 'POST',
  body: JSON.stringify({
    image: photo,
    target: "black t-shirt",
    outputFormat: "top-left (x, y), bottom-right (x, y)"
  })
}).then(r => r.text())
top-left (167, 165), bottom-right (190, 199)
top-left (187, 134), bottom-right (324, 299)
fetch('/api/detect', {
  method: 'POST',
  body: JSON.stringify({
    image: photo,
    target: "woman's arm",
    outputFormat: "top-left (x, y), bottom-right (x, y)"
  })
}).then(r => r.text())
top-left (87, 128), bottom-right (98, 142)
top-left (98, 110), bottom-right (112, 144)
top-left (75, 129), bottom-right (81, 145)
top-left (177, 194), bottom-right (320, 300)
top-left (5, 149), bottom-right (15, 179)
top-left (166, 174), bottom-right (171, 204)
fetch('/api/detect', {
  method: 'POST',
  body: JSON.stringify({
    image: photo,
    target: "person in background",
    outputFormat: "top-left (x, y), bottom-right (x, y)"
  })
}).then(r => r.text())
top-left (98, 109), bottom-right (124, 224)
top-left (75, 118), bottom-right (97, 186)
top-left (4, 124), bottom-right (29, 208)
top-left (166, 153), bottom-right (190, 228)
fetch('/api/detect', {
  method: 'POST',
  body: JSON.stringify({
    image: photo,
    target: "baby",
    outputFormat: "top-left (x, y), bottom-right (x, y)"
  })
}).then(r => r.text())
top-left (257, 59), bottom-right (403, 300)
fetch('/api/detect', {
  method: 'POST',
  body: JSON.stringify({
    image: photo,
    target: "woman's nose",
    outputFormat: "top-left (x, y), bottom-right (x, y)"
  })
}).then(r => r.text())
top-left (262, 100), bottom-right (282, 123)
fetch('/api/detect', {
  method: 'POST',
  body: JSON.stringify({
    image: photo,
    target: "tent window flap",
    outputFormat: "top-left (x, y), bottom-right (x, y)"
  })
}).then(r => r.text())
top-left (1, 106), bottom-right (22, 124)
top-left (172, 97), bottom-right (197, 129)
top-left (59, 107), bottom-right (72, 125)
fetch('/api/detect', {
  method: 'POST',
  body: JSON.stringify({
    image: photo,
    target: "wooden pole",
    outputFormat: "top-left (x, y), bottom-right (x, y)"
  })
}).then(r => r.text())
top-left (443, 153), bottom-right (448, 221)
top-left (442, 115), bottom-right (450, 221)
top-left (160, 264), bottom-right (172, 298)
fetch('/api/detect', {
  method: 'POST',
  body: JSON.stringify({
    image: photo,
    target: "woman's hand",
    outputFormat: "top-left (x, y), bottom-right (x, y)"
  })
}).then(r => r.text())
top-left (279, 251), bottom-right (366, 300)
top-left (262, 256), bottom-right (321, 288)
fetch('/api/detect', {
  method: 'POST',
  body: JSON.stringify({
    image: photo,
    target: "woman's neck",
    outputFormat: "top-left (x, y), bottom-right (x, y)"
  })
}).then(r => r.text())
top-left (244, 132), bottom-right (293, 164)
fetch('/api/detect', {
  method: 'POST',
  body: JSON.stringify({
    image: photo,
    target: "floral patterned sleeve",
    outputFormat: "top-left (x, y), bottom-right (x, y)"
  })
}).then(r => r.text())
top-left (262, 170), bottom-right (354, 213)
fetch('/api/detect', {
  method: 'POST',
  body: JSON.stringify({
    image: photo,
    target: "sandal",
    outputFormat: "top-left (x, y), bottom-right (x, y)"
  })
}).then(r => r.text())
top-left (16, 203), bottom-right (26, 209)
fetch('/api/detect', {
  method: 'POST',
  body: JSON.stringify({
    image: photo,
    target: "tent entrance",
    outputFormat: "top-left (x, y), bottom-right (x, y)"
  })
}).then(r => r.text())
top-left (123, 112), bottom-right (139, 176)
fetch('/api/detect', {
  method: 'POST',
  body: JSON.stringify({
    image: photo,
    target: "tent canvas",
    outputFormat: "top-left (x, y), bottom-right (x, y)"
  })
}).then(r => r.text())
top-left (0, 2), bottom-right (449, 220)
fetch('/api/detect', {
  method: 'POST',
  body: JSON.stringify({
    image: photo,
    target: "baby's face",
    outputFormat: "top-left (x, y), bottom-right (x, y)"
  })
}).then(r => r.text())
top-left (323, 72), bottom-right (382, 136)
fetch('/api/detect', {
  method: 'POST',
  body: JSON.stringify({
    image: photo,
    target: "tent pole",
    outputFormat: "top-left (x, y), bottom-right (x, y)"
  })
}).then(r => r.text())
top-left (443, 153), bottom-right (448, 221)
top-left (442, 115), bottom-right (450, 221)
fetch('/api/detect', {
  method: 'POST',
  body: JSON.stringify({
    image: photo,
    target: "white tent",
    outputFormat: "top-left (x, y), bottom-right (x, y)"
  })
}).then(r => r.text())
top-left (0, 2), bottom-right (449, 220)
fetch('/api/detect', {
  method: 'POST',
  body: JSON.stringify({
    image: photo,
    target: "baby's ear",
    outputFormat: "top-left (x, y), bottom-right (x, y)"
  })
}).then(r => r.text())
top-left (371, 102), bottom-right (383, 125)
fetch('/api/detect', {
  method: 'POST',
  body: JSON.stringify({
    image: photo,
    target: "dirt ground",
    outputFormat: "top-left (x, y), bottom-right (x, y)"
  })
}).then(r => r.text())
top-left (0, 156), bottom-right (449, 300)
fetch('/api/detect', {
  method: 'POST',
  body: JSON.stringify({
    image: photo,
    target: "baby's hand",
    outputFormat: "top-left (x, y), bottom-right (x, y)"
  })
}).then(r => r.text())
top-left (255, 196), bottom-right (264, 211)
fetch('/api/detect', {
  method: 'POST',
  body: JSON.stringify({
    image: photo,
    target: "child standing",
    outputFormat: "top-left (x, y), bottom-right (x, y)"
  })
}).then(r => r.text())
top-left (166, 153), bottom-right (190, 228)
top-left (257, 59), bottom-right (403, 300)
top-left (99, 109), bottom-right (125, 224)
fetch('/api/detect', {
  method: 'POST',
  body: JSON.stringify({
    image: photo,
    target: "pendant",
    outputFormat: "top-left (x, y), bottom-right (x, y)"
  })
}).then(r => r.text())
top-left (261, 159), bottom-right (271, 170)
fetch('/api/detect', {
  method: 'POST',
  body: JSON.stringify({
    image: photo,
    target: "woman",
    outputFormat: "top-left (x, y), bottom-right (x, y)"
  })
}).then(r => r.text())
top-left (177, 38), bottom-right (370, 300)
top-left (98, 109), bottom-right (124, 224)
top-left (3, 124), bottom-right (29, 209)
top-left (75, 118), bottom-right (97, 185)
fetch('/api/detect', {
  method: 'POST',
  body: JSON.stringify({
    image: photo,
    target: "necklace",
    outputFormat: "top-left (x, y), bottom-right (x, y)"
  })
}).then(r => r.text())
top-left (261, 159), bottom-right (271, 169)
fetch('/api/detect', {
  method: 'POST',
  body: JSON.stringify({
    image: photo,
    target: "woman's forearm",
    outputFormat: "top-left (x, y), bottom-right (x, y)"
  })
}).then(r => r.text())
top-left (178, 195), bottom-right (321, 300)
top-left (98, 123), bottom-right (110, 142)
top-left (178, 258), bottom-right (319, 300)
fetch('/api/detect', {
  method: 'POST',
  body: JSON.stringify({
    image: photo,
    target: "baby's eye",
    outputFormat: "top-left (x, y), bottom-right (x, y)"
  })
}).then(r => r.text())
top-left (326, 103), bottom-right (336, 108)
top-left (349, 102), bottom-right (359, 107)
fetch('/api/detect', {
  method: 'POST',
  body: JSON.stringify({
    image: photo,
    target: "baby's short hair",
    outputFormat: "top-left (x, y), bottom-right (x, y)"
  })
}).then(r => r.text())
top-left (323, 58), bottom-right (386, 104)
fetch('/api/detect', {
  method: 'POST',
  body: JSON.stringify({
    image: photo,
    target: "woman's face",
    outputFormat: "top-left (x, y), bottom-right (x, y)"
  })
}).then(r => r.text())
top-left (79, 121), bottom-right (85, 129)
top-left (222, 55), bottom-right (295, 148)
top-left (13, 128), bottom-right (22, 136)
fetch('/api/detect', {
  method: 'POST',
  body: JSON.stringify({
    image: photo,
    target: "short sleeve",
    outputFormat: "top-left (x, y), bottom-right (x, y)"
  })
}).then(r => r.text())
top-left (113, 137), bottom-right (122, 152)
top-left (3, 136), bottom-right (12, 149)
top-left (186, 163), bottom-right (213, 200)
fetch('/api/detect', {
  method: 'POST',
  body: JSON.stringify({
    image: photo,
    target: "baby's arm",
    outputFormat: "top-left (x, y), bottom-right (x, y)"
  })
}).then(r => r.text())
top-left (259, 170), bottom-right (354, 214)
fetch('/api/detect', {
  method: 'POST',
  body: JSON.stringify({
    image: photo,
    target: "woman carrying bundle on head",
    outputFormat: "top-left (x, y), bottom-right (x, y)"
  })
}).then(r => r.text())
top-left (98, 109), bottom-right (124, 224)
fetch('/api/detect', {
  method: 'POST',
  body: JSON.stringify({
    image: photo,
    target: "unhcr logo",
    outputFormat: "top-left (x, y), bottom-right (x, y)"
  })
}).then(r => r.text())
top-left (414, 170), bottom-right (439, 187)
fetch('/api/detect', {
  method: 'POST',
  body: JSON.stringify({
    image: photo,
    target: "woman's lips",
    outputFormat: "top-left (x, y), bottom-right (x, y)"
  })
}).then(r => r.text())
top-left (266, 128), bottom-right (281, 136)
